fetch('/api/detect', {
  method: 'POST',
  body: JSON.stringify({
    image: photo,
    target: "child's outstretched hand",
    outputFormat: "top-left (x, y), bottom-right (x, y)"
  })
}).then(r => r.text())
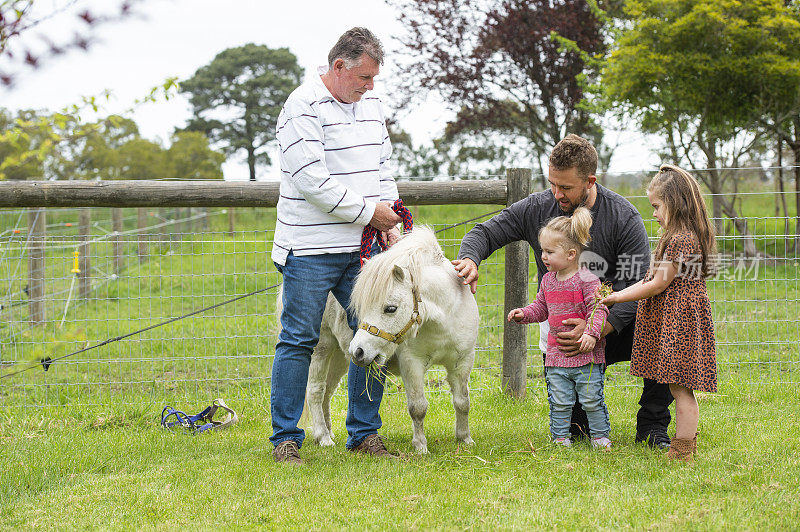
top-left (507, 308), bottom-right (525, 322)
top-left (578, 333), bottom-right (596, 353)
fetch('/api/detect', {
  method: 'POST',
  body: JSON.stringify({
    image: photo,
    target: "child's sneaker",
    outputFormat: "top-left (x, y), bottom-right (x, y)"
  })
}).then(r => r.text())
top-left (591, 436), bottom-right (612, 449)
top-left (553, 437), bottom-right (572, 447)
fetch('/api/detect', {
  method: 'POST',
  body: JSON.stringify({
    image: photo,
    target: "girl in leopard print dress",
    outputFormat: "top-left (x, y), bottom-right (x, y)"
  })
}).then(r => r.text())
top-left (601, 165), bottom-right (716, 462)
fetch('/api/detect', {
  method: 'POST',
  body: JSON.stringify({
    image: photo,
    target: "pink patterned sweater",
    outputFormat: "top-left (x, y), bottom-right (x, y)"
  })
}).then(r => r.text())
top-left (521, 268), bottom-right (609, 367)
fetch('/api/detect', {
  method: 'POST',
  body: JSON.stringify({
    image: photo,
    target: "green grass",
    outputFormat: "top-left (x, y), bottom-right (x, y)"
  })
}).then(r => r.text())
top-left (1, 382), bottom-right (799, 529)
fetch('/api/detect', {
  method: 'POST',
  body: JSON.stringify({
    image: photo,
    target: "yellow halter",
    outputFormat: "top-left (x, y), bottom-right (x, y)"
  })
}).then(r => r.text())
top-left (358, 283), bottom-right (422, 345)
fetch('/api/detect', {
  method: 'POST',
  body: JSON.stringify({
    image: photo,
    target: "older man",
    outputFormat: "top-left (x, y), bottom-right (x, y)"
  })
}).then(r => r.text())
top-left (270, 27), bottom-right (401, 465)
top-left (453, 134), bottom-right (674, 448)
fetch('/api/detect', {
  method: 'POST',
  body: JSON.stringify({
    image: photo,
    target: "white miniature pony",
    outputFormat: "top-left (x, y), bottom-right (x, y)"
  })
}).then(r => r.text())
top-left (349, 226), bottom-right (479, 453)
top-left (292, 227), bottom-right (479, 453)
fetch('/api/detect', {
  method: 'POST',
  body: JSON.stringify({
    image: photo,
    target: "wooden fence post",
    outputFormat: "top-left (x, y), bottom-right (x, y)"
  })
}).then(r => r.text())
top-left (185, 207), bottom-right (193, 235)
top-left (137, 208), bottom-right (148, 263)
top-left (228, 208), bottom-right (235, 236)
top-left (165, 208), bottom-right (176, 247)
top-left (502, 168), bottom-right (531, 399)
top-left (27, 208), bottom-right (46, 325)
top-left (201, 207), bottom-right (209, 232)
top-left (112, 208), bottom-right (124, 275)
top-left (79, 208), bottom-right (91, 299)
top-left (156, 208), bottom-right (167, 252)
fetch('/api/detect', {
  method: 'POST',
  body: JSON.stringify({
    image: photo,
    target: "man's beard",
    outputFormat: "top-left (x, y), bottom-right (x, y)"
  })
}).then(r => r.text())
top-left (558, 189), bottom-right (589, 213)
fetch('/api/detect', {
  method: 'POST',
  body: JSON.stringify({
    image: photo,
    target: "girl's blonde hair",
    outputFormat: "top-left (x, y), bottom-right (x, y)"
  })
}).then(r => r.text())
top-left (647, 164), bottom-right (717, 277)
top-left (539, 206), bottom-right (593, 253)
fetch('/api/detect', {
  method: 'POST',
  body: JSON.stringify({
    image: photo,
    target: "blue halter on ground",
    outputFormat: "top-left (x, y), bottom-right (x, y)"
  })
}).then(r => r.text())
top-left (160, 398), bottom-right (238, 434)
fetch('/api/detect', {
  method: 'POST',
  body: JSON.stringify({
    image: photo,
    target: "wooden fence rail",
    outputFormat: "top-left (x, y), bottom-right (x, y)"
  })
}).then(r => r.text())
top-left (2, 172), bottom-right (531, 398)
top-left (0, 180), bottom-right (507, 207)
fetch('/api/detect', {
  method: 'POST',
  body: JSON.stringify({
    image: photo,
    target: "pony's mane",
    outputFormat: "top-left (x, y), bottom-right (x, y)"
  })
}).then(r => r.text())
top-left (350, 226), bottom-right (445, 316)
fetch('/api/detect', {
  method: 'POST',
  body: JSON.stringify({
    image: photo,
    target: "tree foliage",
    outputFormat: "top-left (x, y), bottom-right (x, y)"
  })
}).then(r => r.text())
top-left (53, 115), bottom-right (139, 180)
top-left (0, 108), bottom-right (224, 180)
top-left (392, 0), bottom-right (606, 177)
top-left (601, 0), bottom-right (800, 255)
top-left (389, 121), bottom-right (527, 179)
top-left (114, 137), bottom-right (163, 180)
top-left (603, 0), bottom-right (800, 133)
top-left (180, 44), bottom-right (303, 181)
top-left (0, 108), bottom-right (63, 179)
top-left (165, 131), bottom-right (224, 180)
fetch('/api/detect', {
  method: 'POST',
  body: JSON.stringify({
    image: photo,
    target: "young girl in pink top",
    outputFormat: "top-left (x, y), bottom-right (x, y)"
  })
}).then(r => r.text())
top-left (508, 207), bottom-right (610, 448)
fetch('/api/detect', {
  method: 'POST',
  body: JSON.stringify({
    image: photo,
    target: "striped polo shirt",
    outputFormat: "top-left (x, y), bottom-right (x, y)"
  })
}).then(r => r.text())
top-left (271, 68), bottom-right (398, 265)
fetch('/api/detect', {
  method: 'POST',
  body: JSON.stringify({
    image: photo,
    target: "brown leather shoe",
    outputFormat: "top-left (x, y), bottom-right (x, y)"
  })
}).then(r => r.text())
top-left (273, 440), bottom-right (303, 465)
top-left (349, 434), bottom-right (398, 458)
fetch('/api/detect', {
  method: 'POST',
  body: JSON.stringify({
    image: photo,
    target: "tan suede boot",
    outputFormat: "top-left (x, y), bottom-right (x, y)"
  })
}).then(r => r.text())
top-left (667, 435), bottom-right (697, 463)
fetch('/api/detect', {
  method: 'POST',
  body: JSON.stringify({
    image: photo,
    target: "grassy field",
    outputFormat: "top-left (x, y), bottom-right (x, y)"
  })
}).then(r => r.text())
top-left (1, 183), bottom-right (799, 528)
top-left (1, 382), bottom-right (798, 529)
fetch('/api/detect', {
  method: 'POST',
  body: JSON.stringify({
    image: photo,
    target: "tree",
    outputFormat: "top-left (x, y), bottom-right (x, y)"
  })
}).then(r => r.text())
top-left (0, 108), bottom-right (224, 181)
top-left (180, 44), bottom-right (303, 181)
top-left (165, 131), bottom-right (224, 180)
top-left (116, 137), bottom-right (165, 180)
top-left (0, 107), bottom-right (62, 179)
top-left (389, 120), bottom-right (527, 179)
top-left (0, 110), bottom-right (147, 181)
top-left (51, 114), bottom-right (139, 180)
top-left (386, 124), bottom-right (437, 180)
top-left (601, 0), bottom-right (800, 256)
top-left (391, 0), bottom-right (607, 182)
top-left (770, 115), bottom-right (800, 251)
top-left (759, 2), bottom-right (800, 250)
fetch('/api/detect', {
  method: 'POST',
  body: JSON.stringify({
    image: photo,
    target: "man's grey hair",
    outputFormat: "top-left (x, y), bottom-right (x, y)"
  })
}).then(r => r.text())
top-left (328, 27), bottom-right (384, 69)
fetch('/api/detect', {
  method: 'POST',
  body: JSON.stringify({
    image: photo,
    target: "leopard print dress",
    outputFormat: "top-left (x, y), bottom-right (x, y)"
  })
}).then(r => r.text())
top-left (630, 231), bottom-right (717, 392)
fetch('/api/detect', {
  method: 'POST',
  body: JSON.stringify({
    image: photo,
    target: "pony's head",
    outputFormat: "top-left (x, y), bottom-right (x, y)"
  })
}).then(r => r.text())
top-left (348, 227), bottom-right (442, 367)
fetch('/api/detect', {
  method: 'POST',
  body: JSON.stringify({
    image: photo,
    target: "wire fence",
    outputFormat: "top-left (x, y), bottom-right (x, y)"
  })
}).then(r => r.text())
top-left (0, 176), bottom-right (798, 409)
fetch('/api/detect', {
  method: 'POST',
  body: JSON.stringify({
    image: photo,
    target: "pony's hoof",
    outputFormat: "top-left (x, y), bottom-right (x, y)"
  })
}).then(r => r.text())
top-left (314, 431), bottom-right (335, 446)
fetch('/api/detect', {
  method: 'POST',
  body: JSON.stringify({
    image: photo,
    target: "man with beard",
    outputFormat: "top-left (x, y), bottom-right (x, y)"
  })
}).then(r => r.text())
top-left (452, 134), bottom-right (673, 448)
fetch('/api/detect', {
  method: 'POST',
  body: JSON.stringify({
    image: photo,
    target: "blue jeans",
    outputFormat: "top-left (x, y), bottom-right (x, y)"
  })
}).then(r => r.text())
top-left (545, 364), bottom-right (610, 439)
top-left (270, 250), bottom-right (384, 449)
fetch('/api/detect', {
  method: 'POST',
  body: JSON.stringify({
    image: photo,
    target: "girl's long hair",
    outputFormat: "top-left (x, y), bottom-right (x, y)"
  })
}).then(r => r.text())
top-left (648, 164), bottom-right (717, 277)
top-left (540, 206), bottom-right (593, 252)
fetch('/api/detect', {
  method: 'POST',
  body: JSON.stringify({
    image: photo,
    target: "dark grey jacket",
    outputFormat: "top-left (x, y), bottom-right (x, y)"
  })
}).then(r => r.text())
top-left (457, 184), bottom-right (650, 334)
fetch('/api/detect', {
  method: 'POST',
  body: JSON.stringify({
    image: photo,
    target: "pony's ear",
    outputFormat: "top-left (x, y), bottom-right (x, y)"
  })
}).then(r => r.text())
top-left (392, 264), bottom-right (405, 282)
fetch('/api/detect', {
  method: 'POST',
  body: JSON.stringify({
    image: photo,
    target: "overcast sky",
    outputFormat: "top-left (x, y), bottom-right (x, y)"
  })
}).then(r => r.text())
top-left (2, 0), bottom-right (656, 180)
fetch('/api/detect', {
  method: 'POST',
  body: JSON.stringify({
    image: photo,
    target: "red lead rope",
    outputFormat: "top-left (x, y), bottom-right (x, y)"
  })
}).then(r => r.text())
top-left (360, 199), bottom-right (413, 266)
